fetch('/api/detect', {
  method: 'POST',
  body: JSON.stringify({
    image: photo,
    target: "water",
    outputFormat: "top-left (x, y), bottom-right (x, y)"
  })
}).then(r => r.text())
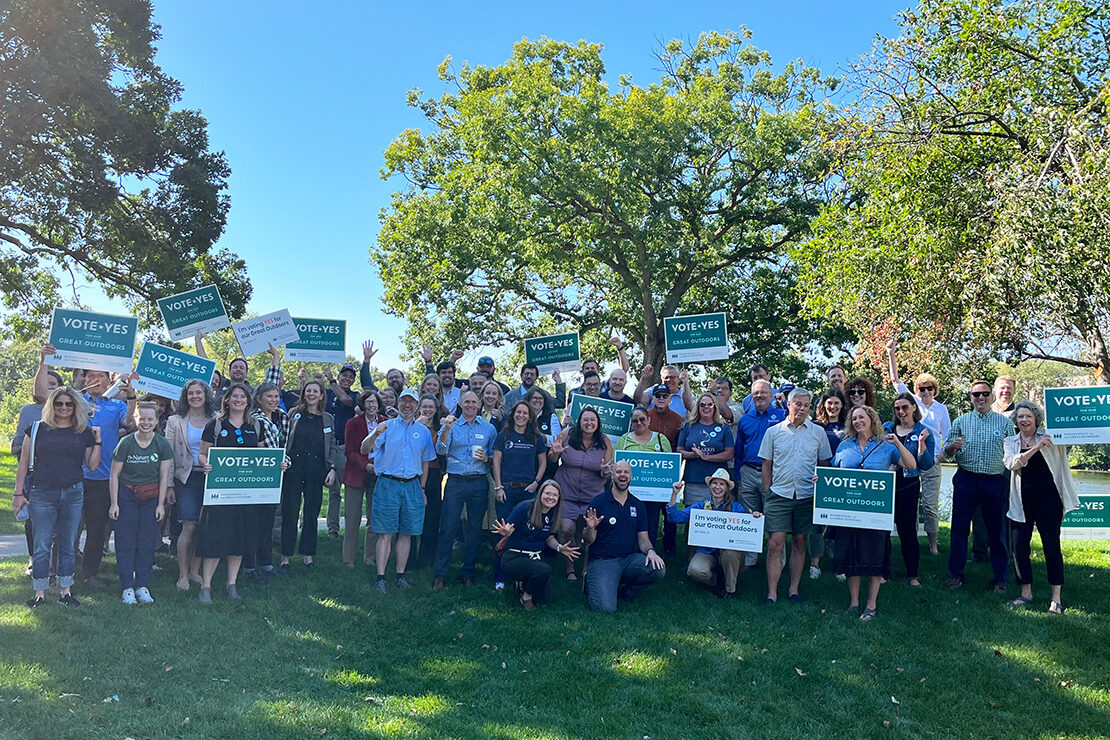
top-left (937, 464), bottom-right (1110, 520)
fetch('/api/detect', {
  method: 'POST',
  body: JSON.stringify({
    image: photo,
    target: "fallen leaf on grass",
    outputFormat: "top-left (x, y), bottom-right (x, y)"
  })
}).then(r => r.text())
top-left (1034, 678), bottom-right (1041, 682)
top-left (891, 696), bottom-right (900, 705)
top-left (919, 678), bottom-right (926, 683)
top-left (164, 665), bottom-right (173, 672)
top-left (737, 656), bottom-right (744, 661)
top-left (896, 668), bottom-right (904, 673)
top-left (482, 644), bottom-right (490, 649)
top-left (363, 697), bottom-right (377, 703)
top-left (795, 668), bottom-right (807, 677)
top-left (501, 662), bottom-right (506, 669)
top-left (670, 648), bottom-right (677, 655)
top-left (883, 721), bottom-right (891, 728)
top-left (760, 648), bottom-right (769, 654)
top-left (870, 663), bottom-right (879, 670)
top-left (1061, 680), bottom-right (1074, 687)
top-left (993, 650), bottom-right (1002, 657)
top-left (449, 610), bottom-right (456, 616)
top-left (456, 633), bottom-right (463, 639)
top-left (953, 618), bottom-right (959, 622)
top-left (989, 700), bottom-right (997, 707)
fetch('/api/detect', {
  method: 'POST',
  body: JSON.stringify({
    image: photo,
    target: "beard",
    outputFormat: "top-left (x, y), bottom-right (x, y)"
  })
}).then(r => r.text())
top-left (612, 478), bottom-right (631, 493)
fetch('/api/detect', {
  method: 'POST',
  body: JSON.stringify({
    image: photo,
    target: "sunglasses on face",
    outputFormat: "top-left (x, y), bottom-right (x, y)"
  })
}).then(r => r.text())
top-left (698, 402), bottom-right (715, 408)
top-left (631, 417), bottom-right (646, 424)
top-left (848, 389), bottom-right (866, 396)
top-left (53, 400), bottom-right (74, 408)
top-left (654, 393), bottom-right (670, 399)
top-left (917, 386), bottom-right (935, 393)
top-left (894, 405), bottom-right (913, 412)
top-left (971, 391), bottom-right (991, 398)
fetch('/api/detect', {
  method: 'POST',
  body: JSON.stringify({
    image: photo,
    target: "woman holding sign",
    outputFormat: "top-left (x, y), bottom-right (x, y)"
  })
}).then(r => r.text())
top-left (677, 395), bottom-right (735, 506)
top-left (490, 480), bottom-right (580, 609)
top-left (550, 407), bottom-right (612, 580)
top-left (279, 380), bottom-right (337, 570)
top-left (830, 406), bottom-right (916, 621)
top-left (882, 393), bottom-right (935, 586)
top-left (197, 382), bottom-right (264, 603)
top-left (109, 402), bottom-right (173, 604)
top-left (166, 379), bottom-right (217, 591)
top-left (666, 469), bottom-right (759, 599)
top-left (1004, 401), bottom-right (1078, 614)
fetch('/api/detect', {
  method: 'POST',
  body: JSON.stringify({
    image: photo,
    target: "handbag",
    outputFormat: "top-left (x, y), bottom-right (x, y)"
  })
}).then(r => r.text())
top-left (130, 482), bottom-right (161, 501)
top-left (22, 421), bottom-right (40, 498)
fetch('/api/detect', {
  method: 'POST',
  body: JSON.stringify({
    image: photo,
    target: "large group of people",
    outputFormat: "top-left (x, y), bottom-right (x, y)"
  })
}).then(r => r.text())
top-left (9, 333), bottom-right (1083, 619)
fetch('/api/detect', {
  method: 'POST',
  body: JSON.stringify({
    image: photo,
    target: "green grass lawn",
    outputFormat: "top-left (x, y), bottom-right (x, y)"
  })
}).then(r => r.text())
top-left (0, 452), bottom-right (22, 535)
top-left (1, 451), bottom-right (1108, 739)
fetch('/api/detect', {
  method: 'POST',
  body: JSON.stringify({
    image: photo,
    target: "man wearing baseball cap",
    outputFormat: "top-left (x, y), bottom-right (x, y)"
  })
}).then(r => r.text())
top-left (476, 356), bottom-right (510, 395)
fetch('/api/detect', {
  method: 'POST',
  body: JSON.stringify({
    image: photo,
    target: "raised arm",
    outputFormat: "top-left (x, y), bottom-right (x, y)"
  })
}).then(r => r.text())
top-left (194, 330), bottom-right (209, 359)
top-left (885, 338), bottom-right (903, 390)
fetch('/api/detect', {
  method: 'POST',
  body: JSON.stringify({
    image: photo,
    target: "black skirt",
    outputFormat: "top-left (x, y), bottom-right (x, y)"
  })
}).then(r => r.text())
top-left (195, 504), bottom-right (248, 558)
top-left (831, 526), bottom-right (891, 578)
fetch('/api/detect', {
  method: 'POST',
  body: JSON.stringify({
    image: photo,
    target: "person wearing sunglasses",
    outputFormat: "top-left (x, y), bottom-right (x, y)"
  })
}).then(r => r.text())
top-left (677, 395), bottom-right (735, 507)
top-left (885, 339), bottom-right (952, 555)
top-left (943, 381), bottom-right (1014, 591)
top-left (883, 393), bottom-right (936, 586)
top-left (13, 387), bottom-right (101, 607)
top-left (843, 377), bottom-right (876, 409)
top-left (645, 384), bottom-right (685, 554)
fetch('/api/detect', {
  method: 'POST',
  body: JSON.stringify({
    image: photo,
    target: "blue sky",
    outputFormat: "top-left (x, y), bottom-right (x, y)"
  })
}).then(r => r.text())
top-left (114, 0), bottom-right (906, 372)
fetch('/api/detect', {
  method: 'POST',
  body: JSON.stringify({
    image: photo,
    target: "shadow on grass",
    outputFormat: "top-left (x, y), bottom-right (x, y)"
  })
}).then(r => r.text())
top-left (0, 527), bottom-right (1107, 739)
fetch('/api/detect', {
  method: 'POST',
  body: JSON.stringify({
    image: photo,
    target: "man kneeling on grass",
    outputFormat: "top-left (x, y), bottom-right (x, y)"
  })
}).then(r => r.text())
top-left (582, 460), bottom-right (665, 611)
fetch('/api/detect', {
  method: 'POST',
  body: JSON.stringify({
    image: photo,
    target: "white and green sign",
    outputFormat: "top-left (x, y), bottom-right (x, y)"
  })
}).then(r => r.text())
top-left (812, 466), bottom-right (896, 531)
top-left (231, 309), bottom-right (300, 357)
top-left (663, 312), bottom-right (729, 363)
top-left (156, 285), bottom-right (230, 340)
top-left (285, 317), bottom-right (347, 363)
top-left (687, 507), bottom-right (765, 552)
top-left (524, 332), bottom-right (580, 375)
top-left (47, 308), bottom-right (138, 375)
top-left (614, 450), bottom-right (682, 503)
top-left (568, 394), bottom-right (633, 438)
top-left (1045, 387), bottom-right (1110, 444)
top-left (1060, 495), bottom-right (1110, 541)
top-left (203, 448), bottom-right (284, 505)
top-left (132, 343), bottom-right (217, 399)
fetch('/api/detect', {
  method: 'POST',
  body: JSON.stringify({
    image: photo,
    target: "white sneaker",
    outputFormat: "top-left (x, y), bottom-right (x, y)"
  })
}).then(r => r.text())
top-left (135, 587), bottom-right (154, 604)
top-left (809, 565), bottom-right (821, 580)
top-left (121, 588), bottom-right (137, 605)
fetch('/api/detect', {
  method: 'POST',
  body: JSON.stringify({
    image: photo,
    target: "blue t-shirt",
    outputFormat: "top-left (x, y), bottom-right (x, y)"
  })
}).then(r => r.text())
top-left (504, 499), bottom-right (554, 551)
top-left (83, 394), bottom-right (129, 481)
top-left (822, 422), bottom-right (846, 456)
top-left (493, 429), bottom-right (547, 485)
top-left (587, 490), bottom-right (647, 561)
top-left (678, 422), bottom-right (734, 482)
top-left (326, 388), bottom-right (358, 444)
top-left (832, 437), bottom-right (901, 471)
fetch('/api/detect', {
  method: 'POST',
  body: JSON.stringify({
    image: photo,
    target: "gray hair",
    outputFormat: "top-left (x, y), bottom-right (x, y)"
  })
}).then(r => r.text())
top-left (787, 387), bottom-right (813, 404)
top-left (1012, 400), bottom-right (1043, 428)
top-left (752, 379), bottom-right (773, 393)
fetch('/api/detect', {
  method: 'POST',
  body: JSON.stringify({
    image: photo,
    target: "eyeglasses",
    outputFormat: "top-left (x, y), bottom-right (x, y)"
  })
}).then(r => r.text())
top-left (848, 389), bottom-right (867, 396)
top-left (53, 400), bottom-right (74, 408)
top-left (970, 391), bottom-right (991, 398)
top-left (894, 405), bottom-right (913, 412)
top-left (698, 402), bottom-right (715, 408)
top-left (916, 385), bottom-right (935, 393)
top-left (631, 417), bottom-right (646, 424)
top-left (654, 392), bottom-right (671, 398)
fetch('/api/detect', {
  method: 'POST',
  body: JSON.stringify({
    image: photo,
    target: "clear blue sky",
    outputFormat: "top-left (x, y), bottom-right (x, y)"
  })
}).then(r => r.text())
top-left (121, 0), bottom-right (906, 372)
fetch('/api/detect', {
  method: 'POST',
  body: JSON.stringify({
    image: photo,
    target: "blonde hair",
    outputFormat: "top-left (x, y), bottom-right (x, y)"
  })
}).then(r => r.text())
top-left (994, 375), bottom-right (1016, 388)
top-left (914, 373), bottom-right (940, 391)
top-left (687, 394), bottom-right (726, 425)
top-left (844, 405), bottom-right (885, 441)
top-left (41, 387), bottom-right (90, 432)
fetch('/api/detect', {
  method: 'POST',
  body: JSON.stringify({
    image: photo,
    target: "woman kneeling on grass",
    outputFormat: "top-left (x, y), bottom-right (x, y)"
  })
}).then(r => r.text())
top-left (490, 480), bottom-right (580, 610)
top-left (666, 469), bottom-right (760, 600)
top-left (109, 402), bottom-right (173, 604)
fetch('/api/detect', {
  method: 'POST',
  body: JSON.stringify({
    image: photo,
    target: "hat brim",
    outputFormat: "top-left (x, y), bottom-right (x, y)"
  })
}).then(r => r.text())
top-left (704, 475), bottom-right (735, 491)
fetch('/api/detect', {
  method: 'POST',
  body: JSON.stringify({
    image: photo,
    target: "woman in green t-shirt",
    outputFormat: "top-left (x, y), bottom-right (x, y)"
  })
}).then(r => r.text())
top-left (109, 402), bottom-right (173, 605)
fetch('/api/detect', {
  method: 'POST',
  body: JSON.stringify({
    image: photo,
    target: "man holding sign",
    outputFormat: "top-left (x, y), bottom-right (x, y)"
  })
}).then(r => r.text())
top-left (666, 470), bottom-right (761, 600)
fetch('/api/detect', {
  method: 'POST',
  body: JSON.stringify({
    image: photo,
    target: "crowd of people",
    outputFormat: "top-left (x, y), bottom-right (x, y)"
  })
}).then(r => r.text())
top-left (10, 334), bottom-right (1081, 618)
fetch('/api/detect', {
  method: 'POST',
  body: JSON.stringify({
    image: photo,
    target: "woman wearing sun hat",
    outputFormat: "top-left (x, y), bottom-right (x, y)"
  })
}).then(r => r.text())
top-left (665, 468), bottom-right (760, 599)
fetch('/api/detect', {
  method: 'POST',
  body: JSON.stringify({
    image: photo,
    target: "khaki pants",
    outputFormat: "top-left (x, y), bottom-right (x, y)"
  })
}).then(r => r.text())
top-left (326, 444), bottom-right (347, 534)
top-left (342, 477), bottom-right (377, 565)
top-left (687, 550), bottom-right (744, 593)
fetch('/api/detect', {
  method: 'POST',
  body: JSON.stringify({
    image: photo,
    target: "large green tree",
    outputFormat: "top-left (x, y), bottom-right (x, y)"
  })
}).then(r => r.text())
top-left (795, 0), bottom-right (1110, 383)
top-left (374, 31), bottom-right (847, 376)
top-left (0, 0), bottom-right (250, 337)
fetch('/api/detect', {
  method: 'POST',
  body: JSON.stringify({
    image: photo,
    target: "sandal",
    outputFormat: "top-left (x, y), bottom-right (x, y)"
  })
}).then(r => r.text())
top-left (566, 572), bottom-right (578, 581)
top-left (1008, 596), bottom-right (1034, 608)
top-left (907, 578), bottom-right (922, 587)
top-left (859, 607), bottom-right (877, 621)
top-left (520, 596), bottom-right (535, 612)
top-left (1048, 601), bottom-right (1064, 615)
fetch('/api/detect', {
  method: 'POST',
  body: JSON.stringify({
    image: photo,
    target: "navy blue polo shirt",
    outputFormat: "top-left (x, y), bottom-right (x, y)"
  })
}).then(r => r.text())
top-left (326, 387), bottom-right (359, 444)
top-left (587, 489), bottom-right (647, 562)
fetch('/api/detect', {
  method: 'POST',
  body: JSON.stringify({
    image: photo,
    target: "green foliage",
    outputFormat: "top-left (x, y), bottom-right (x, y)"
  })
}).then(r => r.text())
top-left (0, 333), bottom-right (47, 446)
top-left (794, 0), bottom-right (1110, 384)
top-left (375, 31), bottom-right (850, 378)
top-left (0, 0), bottom-right (251, 335)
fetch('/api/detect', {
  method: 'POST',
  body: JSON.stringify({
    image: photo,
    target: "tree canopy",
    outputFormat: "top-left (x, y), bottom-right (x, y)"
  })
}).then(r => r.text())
top-left (374, 30), bottom-right (848, 376)
top-left (0, 0), bottom-right (251, 337)
top-left (795, 0), bottom-right (1110, 383)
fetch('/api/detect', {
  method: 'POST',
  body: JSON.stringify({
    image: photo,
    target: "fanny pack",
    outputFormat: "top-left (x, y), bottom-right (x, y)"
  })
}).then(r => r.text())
top-left (130, 482), bottom-right (161, 501)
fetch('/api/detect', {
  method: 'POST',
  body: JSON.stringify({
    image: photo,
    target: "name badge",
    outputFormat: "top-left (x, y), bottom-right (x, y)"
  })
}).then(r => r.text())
top-left (324, 427), bottom-right (332, 434)
top-left (475, 433), bottom-right (485, 440)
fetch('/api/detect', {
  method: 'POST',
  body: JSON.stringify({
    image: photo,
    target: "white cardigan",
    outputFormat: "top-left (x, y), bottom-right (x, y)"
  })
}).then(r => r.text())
top-left (1003, 432), bottom-right (1079, 522)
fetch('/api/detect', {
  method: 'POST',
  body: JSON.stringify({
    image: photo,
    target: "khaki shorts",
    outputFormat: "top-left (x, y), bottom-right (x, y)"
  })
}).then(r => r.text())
top-left (763, 494), bottom-right (814, 536)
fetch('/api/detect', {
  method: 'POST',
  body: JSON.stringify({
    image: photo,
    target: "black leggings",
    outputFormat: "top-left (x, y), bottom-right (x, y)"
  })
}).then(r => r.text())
top-left (501, 551), bottom-right (552, 603)
top-left (1011, 489), bottom-right (1064, 586)
top-left (893, 480), bottom-right (921, 579)
top-left (281, 464), bottom-right (325, 557)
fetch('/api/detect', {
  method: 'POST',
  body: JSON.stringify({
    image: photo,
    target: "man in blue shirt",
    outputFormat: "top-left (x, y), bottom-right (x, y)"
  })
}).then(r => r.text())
top-left (433, 391), bottom-right (497, 589)
top-left (582, 460), bottom-right (666, 612)
top-left (733, 380), bottom-right (786, 517)
top-left (364, 389), bottom-right (436, 593)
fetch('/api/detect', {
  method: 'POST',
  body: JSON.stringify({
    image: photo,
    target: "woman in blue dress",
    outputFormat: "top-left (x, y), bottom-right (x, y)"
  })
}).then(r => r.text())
top-left (830, 405), bottom-right (916, 621)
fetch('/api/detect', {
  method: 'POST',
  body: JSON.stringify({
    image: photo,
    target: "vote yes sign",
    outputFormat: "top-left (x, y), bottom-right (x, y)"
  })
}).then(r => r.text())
top-left (1060, 495), bottom-right (1110, 541)
top-left (204, 448), bottom-right (285, 505)
top-left (132, 343), bottom-right (217, 398)
top-left (156, 285), bottom-right (231, 340)
top-left (1044, 387), bottom-right (1110, 444)
top-left (47, 308), bottom-right (138, 375)
top-left (568, 394), bottom-right (633, 438)
top-left (614, 450), bottom-right (682, 502)
top-left (812, 466), bottom-right (896, 531)
top-left (284, 318), bottom-right (347, 363)
top-left (524, 332), bottom-right (580, 375)
top-left (663, 312), bottom-right (729, 363)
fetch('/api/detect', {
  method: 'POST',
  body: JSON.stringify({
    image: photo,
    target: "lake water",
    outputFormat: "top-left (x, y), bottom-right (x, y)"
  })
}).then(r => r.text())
top-left (936, 464), bottom-right (1110, 520)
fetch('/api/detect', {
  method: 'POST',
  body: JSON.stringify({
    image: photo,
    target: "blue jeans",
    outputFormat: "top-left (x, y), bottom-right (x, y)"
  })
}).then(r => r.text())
top-left (948, 470), bottom-right (1008, 582)
top-left (115, 484), bottom-right (159, 590)
top-left (434, 474), bottom-right (489, 579)
top-left (585, 553), bottom-right (665, 612)
top-left (29, 483), bottom-right (84, 591)
top-left (493, 483), bottom-right (532, 582)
